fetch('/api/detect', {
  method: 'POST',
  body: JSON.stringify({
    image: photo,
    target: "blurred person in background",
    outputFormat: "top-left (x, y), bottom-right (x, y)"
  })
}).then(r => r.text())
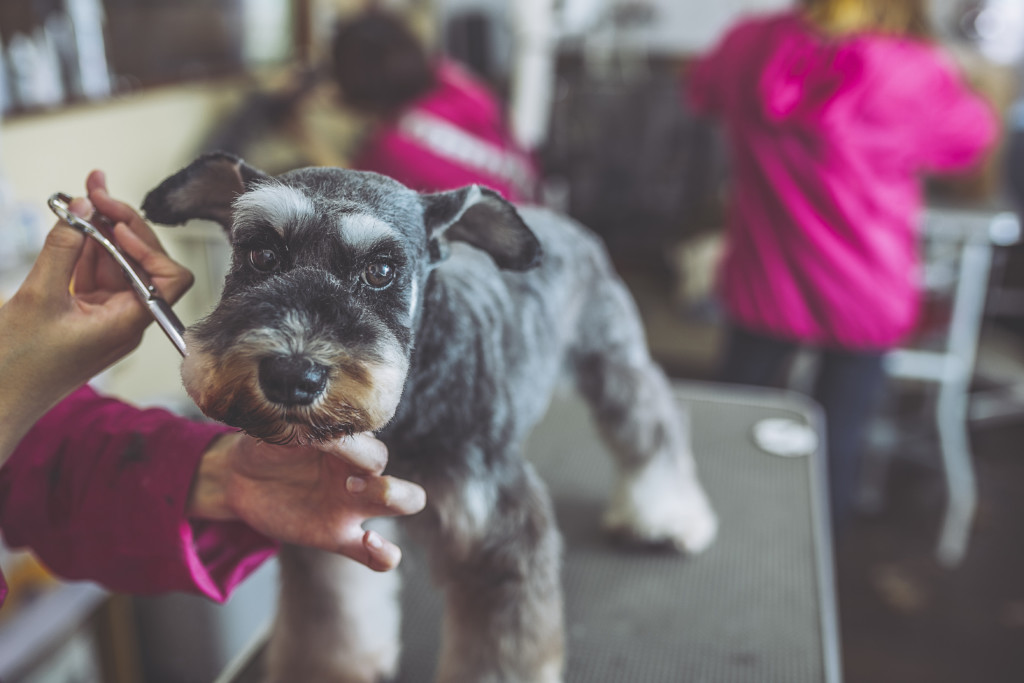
top-left (330, 7), bottom-right (539, 203)
top-left (686, 0), bottom-right (999, 532)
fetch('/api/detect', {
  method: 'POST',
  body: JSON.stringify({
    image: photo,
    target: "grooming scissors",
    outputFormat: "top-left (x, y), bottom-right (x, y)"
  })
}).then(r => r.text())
top-left (47, 192), bottom-right (187, 356)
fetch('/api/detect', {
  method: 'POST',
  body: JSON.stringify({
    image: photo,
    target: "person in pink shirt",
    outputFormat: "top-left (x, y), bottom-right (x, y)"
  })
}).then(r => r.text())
top-left (0, 172), bottom-right (426, 607)
top-left (687, 0), bottom-right (998, 529)
top-left (331, 8), bottom-right (539, 204)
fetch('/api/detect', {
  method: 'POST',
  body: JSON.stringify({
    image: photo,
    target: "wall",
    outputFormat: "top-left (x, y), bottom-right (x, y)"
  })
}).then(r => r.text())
top-left (610, 0), bottom-right (793, 54)
top-left (0, 80), bottom-right (247, 407)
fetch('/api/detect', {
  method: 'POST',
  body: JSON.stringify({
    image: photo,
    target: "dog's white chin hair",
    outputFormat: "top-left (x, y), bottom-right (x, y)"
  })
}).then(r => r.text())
top-left (179, 343), bottom-right (406, 440)
top-left (603, 453), bottom-right (718, 554)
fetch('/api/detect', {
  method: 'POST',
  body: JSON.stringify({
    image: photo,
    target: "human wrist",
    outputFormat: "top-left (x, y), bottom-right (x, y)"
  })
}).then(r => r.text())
top-left (0, 349), bottom-right (68, 466)
top-left (187, 432), bottom-right (241, 520)
top-left (0, 397), bottom-right (49, 466)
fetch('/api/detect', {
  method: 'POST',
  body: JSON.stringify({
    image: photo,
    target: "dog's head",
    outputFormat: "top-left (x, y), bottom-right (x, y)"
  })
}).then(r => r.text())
top-left (143, 152), bottom-right (540, 444)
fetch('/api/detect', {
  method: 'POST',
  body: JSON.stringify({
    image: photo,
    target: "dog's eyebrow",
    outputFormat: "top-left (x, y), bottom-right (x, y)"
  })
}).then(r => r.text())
top-left (233, 184), bottom-right (315, 235)
top-left (340, 213), bottom-right (399, 251)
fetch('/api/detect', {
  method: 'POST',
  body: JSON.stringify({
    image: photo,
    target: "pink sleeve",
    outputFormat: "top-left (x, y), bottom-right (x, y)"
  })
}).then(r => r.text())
top-left (686, 22), bottom-right (749, 115)
top-left (914, 52), bottom-right (1000, 173)
top-left (354, 128), bottom-right (470, 193)
top-left (686, 50), bottom-right (723, 115)
top-left (354, 126), bottom-right (533, 202)
top-left (0, 386), bottom-right (277, 603)
top-left (353, 61), bottom-right (538, 202)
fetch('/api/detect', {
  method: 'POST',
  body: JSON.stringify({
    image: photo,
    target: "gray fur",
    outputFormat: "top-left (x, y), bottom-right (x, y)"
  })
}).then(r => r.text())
top-left (144, 153), bottom-right (717, 683)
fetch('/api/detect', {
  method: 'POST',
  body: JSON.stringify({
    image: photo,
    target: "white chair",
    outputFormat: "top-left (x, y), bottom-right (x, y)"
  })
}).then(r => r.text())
top-left (881, 207), bottom-right (1020, 566)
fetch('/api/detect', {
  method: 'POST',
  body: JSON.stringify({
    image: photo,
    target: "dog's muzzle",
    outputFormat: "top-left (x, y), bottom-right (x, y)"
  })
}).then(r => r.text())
top-left (258, 355), bottom-right (330, 406)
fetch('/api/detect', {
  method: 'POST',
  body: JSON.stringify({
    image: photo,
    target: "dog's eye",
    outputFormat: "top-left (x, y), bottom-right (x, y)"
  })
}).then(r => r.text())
top-left (362, 261), bottom-right (396, 289)
top-left (249, 248), bottom-right (280, 272)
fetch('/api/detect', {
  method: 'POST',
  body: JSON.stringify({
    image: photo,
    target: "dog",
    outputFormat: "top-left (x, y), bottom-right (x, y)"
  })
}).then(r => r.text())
top-left (143, 152), bottom-right (718, 683)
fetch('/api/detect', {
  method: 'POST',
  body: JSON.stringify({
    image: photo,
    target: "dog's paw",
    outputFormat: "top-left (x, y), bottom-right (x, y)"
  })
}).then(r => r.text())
top-left (603, 456), bottom-right (718, 554)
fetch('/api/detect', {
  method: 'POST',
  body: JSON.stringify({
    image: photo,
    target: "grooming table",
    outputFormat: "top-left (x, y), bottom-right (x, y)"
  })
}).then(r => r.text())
top-left (217, 381), bottom-right (841, 683)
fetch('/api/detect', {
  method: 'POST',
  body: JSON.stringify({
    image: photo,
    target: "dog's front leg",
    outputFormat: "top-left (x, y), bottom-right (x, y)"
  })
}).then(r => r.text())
top-left (413, 460), bottom-right (565, 683)
top-left (264, 540), bottom-right (402, 683)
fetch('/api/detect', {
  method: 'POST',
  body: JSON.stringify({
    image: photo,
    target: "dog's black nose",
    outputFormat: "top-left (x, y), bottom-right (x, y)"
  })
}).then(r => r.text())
top-left (258, 356), bottom-right (329, 406)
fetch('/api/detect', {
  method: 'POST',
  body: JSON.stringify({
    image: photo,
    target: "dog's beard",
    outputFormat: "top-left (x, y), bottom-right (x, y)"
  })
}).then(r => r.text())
top-left (181, 334), bottom-right (407, 445)
top-left (210, 380), bottom-right (369, 445)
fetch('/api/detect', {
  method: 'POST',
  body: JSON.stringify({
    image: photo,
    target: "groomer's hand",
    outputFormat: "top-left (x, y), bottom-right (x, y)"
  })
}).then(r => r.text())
top-left (0, 170), bottom-right (192, 464)
top-left (81, 170), bottom-right (193, 320)
top-left (189, 432), bottom-right (427, 571)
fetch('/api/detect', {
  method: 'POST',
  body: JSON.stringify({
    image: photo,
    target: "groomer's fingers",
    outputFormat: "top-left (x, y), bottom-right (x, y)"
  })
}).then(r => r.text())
top-left (25, 198), bottom-right (92, 294)
top-left (71, 231), bottom-right (101, 293)
top-left (113, 222), bottom-right (194, 303)
top-left (345, 474), bottom-right (427, 517)
top-left (86, 169), bottom-right (164, 251)
top-left (327, 530), bottom-right (401, 571)
top-left (362, 530), bottom-right (403, 572)
top-left (324, 432), bottom-right (390, 474)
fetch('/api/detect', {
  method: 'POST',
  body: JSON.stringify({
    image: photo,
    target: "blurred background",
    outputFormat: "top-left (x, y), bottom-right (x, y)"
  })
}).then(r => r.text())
top-left (1, 0), bottom-right (1024, 681)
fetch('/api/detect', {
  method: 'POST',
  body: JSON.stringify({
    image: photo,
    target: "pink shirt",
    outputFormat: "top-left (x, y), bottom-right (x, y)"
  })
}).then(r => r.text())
top-left (0, 386), bottom-right (276, 607)
top-left (353, 60), bottom-right (538, 203)
top-left (688, 12), bottom-right (998, 349)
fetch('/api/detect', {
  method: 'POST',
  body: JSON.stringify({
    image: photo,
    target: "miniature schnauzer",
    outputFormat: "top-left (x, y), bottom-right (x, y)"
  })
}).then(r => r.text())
top-left (143, 152), bottom-right (717, 683)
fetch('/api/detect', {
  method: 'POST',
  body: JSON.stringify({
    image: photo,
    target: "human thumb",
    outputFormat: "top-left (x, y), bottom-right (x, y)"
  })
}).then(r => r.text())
top-left (26, 197), bottom-right (94, 292)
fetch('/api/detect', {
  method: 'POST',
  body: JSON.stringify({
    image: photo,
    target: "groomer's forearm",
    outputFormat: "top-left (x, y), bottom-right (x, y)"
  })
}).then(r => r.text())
top-left (0, 355), bottom-right (67, 467)
top-left (0, 417), bottom-right (34, 468)
top-left (0, 390), bottom-right (68, 467)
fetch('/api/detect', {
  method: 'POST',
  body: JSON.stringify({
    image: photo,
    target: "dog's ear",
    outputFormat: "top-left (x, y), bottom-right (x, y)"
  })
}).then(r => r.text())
top-left (421, 185), bottom-right (541, 271)
top-left (142, 152), bottom-right (269, 230)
